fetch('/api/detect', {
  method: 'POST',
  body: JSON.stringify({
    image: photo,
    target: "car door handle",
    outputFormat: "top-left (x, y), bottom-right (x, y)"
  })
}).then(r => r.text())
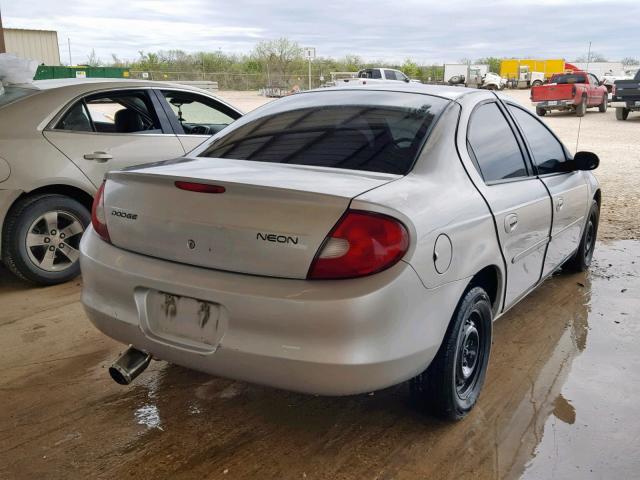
top-left (505, 213), bottom-right (518, 233)
top-left (83, 152), bottom-right (113, 162)
top-left (556, 197), bottom-right (564, 211)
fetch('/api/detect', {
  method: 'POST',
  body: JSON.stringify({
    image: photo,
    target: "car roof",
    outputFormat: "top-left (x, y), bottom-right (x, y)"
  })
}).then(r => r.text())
top-left (29, 78), bottom-right (178, 90)
top-left (309, 82), bottom-right (480, 100)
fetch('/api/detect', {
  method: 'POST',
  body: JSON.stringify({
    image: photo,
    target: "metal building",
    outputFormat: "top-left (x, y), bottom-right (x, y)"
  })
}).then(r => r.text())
top-left (2, 28), bottom-right (61, 65)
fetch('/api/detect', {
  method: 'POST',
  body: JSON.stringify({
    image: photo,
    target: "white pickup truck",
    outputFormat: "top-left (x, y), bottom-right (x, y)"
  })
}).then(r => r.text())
top-left (331, 68), bottom-right (416, 86)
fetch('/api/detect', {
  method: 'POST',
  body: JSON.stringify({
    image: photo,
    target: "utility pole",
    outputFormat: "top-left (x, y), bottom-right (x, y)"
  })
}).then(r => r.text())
top-left (67, 38), bottom-right (72, 65)
top-left (0, 7), bottom-right (7, 54)
top-left (304, 47), bottom-right (315, 90)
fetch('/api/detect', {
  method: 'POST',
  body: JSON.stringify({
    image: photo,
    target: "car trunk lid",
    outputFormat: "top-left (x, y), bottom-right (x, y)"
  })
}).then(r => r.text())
top-left (103, 158), bottom-right (398, 278)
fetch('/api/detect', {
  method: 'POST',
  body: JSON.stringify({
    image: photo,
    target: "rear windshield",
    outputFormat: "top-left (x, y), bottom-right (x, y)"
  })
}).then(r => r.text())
top-left (551, 74), bottom-right (586, 84)
top-left (200, 90), bottom-right (449, 175)
top-left (0, 86), bottom-right (38, 108)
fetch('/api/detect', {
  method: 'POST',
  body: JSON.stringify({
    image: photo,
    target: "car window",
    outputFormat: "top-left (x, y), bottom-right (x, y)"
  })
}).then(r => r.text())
top-left (508, 104), bottom-right (567, 175)
top-left (56, 101), bottom-right (93, 132)
top-left (162, 91), bottom-right (238, 135)
top-left (589, 74), bottom-right (599, 85)
top-left (551, 74), bottom-right (586, 84)
top-left (201, 90), bottom-right (449, 175)
top-left (384, 70), bottom-right (397, 81)
top-left (56, 90), bottom-right (161, 134)
top-left (467, 102), bottom-right (528, 182)
top-left (396, 71), bottom-right (408, 82)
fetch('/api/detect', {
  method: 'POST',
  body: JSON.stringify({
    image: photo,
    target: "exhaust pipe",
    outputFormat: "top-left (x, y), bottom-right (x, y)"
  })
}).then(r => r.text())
top-left (109, 346), bottom-right (152, 385)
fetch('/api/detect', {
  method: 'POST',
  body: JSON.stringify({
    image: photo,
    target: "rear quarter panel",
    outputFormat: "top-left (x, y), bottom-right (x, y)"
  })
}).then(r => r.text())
top-left (352, 100), bottom-right (505, 299)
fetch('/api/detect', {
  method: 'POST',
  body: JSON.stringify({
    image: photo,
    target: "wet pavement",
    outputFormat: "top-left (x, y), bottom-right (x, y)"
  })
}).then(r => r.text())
top-left (0, 240), bottom-right (638, 479)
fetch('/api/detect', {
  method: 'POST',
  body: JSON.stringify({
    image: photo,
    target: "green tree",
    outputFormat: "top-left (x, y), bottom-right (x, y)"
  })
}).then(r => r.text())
top-left (253, 38), bottom-right (303, 84)
top-left (402, 58), bottom-right (420, 78)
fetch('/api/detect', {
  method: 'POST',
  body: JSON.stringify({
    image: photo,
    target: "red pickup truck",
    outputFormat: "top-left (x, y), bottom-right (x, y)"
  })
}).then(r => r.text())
top-left (531, 71), bottom-right (608, 117)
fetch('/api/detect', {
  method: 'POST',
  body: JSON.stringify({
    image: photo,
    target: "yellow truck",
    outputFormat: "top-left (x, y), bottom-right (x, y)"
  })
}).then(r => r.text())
top-left (500, 59), bottom-right (566, 88)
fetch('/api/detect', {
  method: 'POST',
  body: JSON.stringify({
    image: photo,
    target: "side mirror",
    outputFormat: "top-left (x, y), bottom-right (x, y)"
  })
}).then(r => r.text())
top-left (574, 151), bottom-right (599, 170)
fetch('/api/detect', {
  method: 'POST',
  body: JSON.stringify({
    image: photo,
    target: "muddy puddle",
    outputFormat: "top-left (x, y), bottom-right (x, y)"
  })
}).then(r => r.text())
top-left (0, 240), bottom-right (639, 479)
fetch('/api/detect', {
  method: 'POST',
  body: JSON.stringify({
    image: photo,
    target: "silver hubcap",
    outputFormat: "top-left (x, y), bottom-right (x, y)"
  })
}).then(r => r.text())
top-left (460, 323), bottom-right (479, 380)
top-left (25, 211), bottom-right (84, 272)
top-left (456, 312), bottom-right (484, 398)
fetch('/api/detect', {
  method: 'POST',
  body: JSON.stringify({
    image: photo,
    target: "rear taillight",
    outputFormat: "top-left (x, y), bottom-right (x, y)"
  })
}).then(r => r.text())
top-left (91, 181), bottom-right (110, 243)
top-left (612, 85), bottom-right (616, 96)
top-left (572, 85), bottom-right (577, 96)
top-left (307, 210), bottom-right (409, 280)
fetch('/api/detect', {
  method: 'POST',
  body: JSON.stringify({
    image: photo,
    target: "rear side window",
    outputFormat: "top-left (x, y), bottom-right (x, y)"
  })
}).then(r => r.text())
top-left (467, 102), bottom-right (528, 182)
top-left (551, 74), bottom-right (586, 84)
top-left (507, 104), bottom-right (567, 174)
top-left (384, 70), bottom-right (398, 80)
top-left (56, 90), bottom-right (161, 134)
top-left (201, 91), bottom-right (449, 175)
top-left (57, 102), bottom-right (92, 132)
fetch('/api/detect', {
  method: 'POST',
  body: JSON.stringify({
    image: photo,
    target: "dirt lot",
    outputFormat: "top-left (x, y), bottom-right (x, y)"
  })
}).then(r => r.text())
top-left (1, 88), bottom-right (639, 480)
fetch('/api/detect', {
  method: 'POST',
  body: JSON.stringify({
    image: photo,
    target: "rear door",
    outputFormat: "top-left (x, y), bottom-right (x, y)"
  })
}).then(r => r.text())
top-left (506, 103), bottom-right (588, 275)
top-left (44, 88), bottom-right (185, 188)
top-left (467, 101), bottom-right (552, 308)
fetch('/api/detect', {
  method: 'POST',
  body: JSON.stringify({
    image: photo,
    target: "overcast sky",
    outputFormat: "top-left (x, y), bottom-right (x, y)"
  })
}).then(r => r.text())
top-left (2, 0), bottom-right (639, 64)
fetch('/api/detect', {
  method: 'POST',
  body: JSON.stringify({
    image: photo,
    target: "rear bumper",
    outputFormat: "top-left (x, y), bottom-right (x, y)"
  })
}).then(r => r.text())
top-left (532, 99), bottom-right (575, 109)
top-left (610, 101), bottom-right (640, 109)
top-left (80, 229), bottom-right (469, 395)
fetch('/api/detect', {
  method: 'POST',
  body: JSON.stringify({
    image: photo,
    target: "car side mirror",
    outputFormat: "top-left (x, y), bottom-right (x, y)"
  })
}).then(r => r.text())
top-left (573, 151), bottom-right (599, 170)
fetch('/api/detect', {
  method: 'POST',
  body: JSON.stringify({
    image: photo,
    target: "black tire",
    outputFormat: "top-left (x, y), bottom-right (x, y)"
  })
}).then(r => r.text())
top-left (564, 200), bottom-right (599, 272)
top-left (410, 286), bottom-right (493, 420)
top-left (615, 107), bottom-right (629, 121)
top-left (536, 107), bottom-right (547, 117)
top-left (1, 194), bottom-right (90, 285)
top-left (531, 80), bottom-right (543, 87)
top-left (576, 96), bottom-right (587, 117)
top-left (598, 94), bottom-right (608, 113)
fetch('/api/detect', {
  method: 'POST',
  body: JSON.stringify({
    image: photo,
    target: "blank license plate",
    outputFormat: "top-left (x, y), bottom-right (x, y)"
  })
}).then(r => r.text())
top-left (144, 290), bottom-right (223, 349)
top-left (547, 100), bottom-right (558, 106)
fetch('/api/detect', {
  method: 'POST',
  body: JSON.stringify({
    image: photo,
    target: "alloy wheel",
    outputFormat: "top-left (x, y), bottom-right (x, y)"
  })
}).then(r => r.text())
top-left (25, 210), bottom-right (85, 272)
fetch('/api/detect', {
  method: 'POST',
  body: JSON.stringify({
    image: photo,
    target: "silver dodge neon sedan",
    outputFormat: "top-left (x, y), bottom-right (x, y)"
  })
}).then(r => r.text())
top-left (80, 84), bottom-right (600, 420)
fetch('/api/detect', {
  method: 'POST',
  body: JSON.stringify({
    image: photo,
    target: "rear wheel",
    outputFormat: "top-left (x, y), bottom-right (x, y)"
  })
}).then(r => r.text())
top-left (410, 286), bottom-right (492, 420)
top-left (599, 94), bottom-right (608, 113)
top-left (536, 107), bottom-right (547, 117)
top-left (1, 194), bottom-right (90, 285)
top-left (564, 200), bottom-right (599, 272)
top-left (576, 96), bottom-right (587, 117)
top-left (531, 80), bottom-right (543, 87)
top-left (616, 107), bottom-right (629, 121)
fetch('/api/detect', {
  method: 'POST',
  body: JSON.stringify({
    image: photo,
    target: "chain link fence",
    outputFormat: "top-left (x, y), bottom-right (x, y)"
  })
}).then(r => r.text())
top-left (129, 67), bottom-right (447, 91)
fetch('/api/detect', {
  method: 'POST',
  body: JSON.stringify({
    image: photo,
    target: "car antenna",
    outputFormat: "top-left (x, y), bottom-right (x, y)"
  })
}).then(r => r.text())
top-left (575, 41), bottom-right (592, 153)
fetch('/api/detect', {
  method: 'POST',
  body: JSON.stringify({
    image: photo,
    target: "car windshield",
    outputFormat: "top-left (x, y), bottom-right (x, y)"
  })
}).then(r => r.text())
top-left (0, 86), bottom-right (38, 108)
top-left (200, 90), bottom-right (449, 175)
top-left (552, 74), bottom-right (587, 84)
